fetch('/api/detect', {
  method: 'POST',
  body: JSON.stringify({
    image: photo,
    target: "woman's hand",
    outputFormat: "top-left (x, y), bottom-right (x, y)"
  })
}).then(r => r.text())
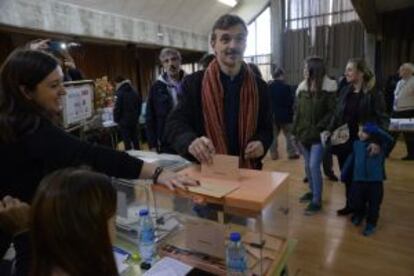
top-left (0, 196), bottom-right (30, 236)
top-left (157, 170), bottom-right (199, 191)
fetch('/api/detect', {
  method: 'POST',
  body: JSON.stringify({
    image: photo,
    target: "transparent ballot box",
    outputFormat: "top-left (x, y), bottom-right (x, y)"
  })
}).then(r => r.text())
top-left (113, 151), bottom-right (290, 276)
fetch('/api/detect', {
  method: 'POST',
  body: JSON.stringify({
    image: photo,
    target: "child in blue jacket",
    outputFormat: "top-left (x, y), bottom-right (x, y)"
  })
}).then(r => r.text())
top-left (341, 122), bottom-right (394, 236)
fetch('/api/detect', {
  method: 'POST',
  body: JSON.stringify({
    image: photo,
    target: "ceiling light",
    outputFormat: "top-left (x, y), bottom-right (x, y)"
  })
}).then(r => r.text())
top-left (218, 0), bottom-right (237, 8)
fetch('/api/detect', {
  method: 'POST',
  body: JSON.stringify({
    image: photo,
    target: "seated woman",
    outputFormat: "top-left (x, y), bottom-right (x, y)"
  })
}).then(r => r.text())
top-left (31, 168), bottom-right (118, 275)
top-left (0, 168), bottom-right (120, 276)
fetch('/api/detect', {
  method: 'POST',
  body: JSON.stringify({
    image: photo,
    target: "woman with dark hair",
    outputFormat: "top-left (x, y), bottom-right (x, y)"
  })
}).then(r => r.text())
top-left (328, 58), bottom-right (389, 216)
top-left (30, 168), bottom-right (118, 276)
top-left (292, 57), bottom-right (337, 215)
top-left (0, 168), bottom-right (119, 275)
top-left (0, 49), bottom-right (197, 258)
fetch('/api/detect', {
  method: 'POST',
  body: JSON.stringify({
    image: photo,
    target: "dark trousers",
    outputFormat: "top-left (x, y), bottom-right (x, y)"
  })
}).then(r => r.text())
top-left (353, 181), bottom-right (383, 225)
top-left (119, 125), bottom-right (140, 150)
top-left (322, 144), bottom-right (336, 177)
top-left (392, 110), bottom-right (414, 157)
top-left (332, 142), bottom-right (354, 209)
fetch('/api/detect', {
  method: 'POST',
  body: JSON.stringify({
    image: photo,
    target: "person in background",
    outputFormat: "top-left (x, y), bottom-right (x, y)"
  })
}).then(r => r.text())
top-left (198, 53), bottom-right (215, 70)
top-left (247, 62), bottom-right (263, 79)
top-left (113, 76), bottom-right (142, 150)
top-left (337, 74), bottom-right (349, 93)
top-left (0, 49), bottom-right (198, 259)
top-left (328, 58), bottom-right (389, 216)
top-left (391, 63), bottom-right (414, 160)
top-left (321, 76), bottom-right (340, 182)
top-left (268, 66), bottom-right (299, 160)
top-left (164, 14), bottom-right (273, 170)
top-left (146, 48), bottom-right (186, 153)
top-left (322, 145), bottom-right (339, 181)
top-left (28, 39), bottom-right (84, 82)
top-left (292, 56), bottom-right (337, 215)
top-left (384, 71), bottom-right (400, 115)
top-left (341, 123), bottom-right (393, 236)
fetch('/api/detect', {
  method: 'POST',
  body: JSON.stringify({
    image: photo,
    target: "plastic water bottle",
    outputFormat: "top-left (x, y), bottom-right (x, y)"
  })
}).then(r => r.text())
top-left (138, 209), bottom-right (155, 268)
top-left (226, 232), bottom-right (248, 275)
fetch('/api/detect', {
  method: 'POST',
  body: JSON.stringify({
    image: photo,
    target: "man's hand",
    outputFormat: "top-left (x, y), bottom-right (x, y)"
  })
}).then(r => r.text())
top-left (367, 143), bottom-right (381, 156)
top-left (157, 170), bottom-right (199, 191)
top-left (244, 141), bottom-right (264, 159)
top-left (188, 136), bottom-right (215, 164)
top-left (64, 60), bottom-right (76, 69)
top-left (0, 196), bottom-right (30, 236)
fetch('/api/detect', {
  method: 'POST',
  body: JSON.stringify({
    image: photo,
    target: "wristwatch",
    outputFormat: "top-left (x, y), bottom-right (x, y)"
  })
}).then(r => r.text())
top-left (152, 166), bottom-right (164, 184)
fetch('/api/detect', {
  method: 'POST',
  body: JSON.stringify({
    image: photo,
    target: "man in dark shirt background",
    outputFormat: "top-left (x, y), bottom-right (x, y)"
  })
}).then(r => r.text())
top-left (268, 66), bottom-right (299, 160)
top-left (113, 76), bottom-right (142, 150)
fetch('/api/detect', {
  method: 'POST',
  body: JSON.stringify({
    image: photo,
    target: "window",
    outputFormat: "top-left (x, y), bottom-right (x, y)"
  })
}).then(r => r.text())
top-left (181, 63), bottom-right (199, 74)
top-left (244, 7), bottom-right (272, 81)
top-left (245, 7), bottom-right (271, 56)
top-left (285, 0), bottom-right (358, 30)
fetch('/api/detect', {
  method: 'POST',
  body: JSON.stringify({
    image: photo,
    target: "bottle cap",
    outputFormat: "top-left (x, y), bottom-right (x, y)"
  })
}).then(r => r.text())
top-left (230, 232), bottom-right (241, 242)
top-left (139, 209), bottom-right (149, 216)
top-left (131, 253), bottom-right (140, 262)
top-left (140, 262), bottom-right (151, 270)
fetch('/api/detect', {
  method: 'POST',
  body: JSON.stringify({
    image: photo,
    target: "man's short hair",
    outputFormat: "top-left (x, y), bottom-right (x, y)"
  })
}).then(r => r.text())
top-left (211, 14), bottom-right (247, 42)
top-left (402, 63), bottom-right (414, 73)
top-left (159, 48), bottom-right (181, 62)
top-left (272, 66), bottom-right (285, 79)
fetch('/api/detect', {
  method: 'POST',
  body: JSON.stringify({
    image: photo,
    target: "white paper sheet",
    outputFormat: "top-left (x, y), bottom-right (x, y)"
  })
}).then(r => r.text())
top-left (113, 250), bottom-right (129, 274)
top-left (143, 257), bottom-right (192, 276)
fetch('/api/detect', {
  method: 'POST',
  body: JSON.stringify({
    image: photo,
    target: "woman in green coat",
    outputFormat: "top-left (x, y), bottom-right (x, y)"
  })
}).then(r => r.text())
top-left (292, 56), bottom-right (337, 215)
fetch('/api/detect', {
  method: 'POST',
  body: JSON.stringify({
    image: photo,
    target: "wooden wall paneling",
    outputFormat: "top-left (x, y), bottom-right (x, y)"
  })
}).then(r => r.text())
top-left (380, 8), bottom-right (414, 86)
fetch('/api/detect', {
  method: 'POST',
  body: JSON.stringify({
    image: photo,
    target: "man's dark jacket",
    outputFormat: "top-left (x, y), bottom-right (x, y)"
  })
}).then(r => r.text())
top-left (268, 79), bottom-right (294, 124)
top-left (113, 82), bottom-right (141, 127)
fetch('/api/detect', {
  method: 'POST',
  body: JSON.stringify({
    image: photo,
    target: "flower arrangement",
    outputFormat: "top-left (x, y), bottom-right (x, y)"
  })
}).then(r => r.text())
top-left (94, 76), bottom-right (114, 109)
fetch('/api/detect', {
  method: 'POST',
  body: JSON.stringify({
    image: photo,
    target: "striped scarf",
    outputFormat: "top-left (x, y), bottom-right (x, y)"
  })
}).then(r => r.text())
top-left (201, 59), bottom-right (259, 168)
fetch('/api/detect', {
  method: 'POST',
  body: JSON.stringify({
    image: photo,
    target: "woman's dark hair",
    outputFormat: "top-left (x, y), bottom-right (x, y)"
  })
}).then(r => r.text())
top-left (30, 168), bottom-right (118, 276)
top-left (272, 66), bottom-right (285, 79)
top-left (305, 56), bottom-right (326, 93)
top-left (0, 49), bottom-right (59, 143)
